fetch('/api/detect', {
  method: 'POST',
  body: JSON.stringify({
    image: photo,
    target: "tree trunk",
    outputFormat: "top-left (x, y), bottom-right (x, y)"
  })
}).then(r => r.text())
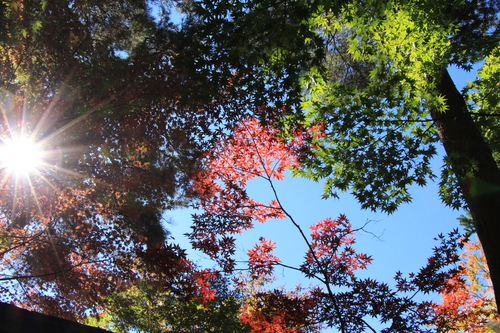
top-left (432, 68), bottom-right (500, 310)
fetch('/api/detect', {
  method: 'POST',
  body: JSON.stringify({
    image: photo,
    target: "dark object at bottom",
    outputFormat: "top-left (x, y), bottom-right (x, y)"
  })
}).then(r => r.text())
top-left (0, 302), bottom-right (112, 333)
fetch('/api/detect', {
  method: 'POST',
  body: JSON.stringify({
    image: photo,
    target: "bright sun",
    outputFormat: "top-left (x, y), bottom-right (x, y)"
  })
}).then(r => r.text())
top-left (0, 136), bottom-right (43, 176)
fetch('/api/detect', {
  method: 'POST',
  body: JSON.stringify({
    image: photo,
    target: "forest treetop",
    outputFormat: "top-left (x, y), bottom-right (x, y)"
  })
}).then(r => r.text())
top-left (0, 0), bottom-right (500, 331)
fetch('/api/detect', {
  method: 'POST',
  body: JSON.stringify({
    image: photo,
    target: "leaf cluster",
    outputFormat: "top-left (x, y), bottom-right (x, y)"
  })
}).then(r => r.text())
top-left (180, 0), bottom-right (500, 213)
top-left (0, 0), bottom-right (256, 320)
top-left (175, 0), bottom-right (326, 107)
top-left (187, 115), bottom-right (493, 332)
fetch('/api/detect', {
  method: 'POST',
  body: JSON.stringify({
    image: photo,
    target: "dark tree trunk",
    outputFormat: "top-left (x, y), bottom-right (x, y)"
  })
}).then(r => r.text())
top-left (432, 68), bottom-right (500, 310)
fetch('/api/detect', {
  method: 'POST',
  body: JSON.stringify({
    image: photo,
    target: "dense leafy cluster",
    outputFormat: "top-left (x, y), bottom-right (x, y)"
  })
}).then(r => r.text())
top-left (187, 116), bottom-right (497, 332)
top-left (182, 0), bottom-right (500, 311)
top-left (0, 0), bottom-right (246, 320)
top-left (0, 0), bottom-right (499, 331)
top-left (96, 276), bottom-right (250, 333)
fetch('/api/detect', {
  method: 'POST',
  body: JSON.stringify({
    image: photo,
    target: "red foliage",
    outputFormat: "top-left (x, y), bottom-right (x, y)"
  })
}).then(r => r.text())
top-left (429, 239), bottom-right (499, 332)
top-left (431, 273), bottom-right (489, 332)
top-left (302, 215), bottom-right (372, 284)
top-left (188, 116), bottom-right (311, 271)
top-left (240, 288), bottom-right (319, 333)
top-left (189, 115), bottom-right (494, 332)
top-left (248, 237), bottom-right (281, 278)
top-left (193, 269), bottom-right (219, 306)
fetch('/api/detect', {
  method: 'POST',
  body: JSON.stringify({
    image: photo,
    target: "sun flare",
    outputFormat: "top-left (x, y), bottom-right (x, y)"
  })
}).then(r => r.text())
top-left (0, 136), bottom-right (43, 176)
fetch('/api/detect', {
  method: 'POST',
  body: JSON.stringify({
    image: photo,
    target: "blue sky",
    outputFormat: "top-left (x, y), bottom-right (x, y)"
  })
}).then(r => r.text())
top-left (166, 149), bottom-right (462, 311)
top-left (165, 65), bottom-right (480, 331)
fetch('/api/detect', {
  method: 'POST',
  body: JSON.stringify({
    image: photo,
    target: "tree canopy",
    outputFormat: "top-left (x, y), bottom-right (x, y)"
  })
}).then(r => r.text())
top-left (1, 0), bottom-right (500, 331)
top-left (180, 0), bottom-right (500, 309)
top-left (0, 0), bottom-right (247, 319)
top-left (184, 114), bottom-right (498, 332)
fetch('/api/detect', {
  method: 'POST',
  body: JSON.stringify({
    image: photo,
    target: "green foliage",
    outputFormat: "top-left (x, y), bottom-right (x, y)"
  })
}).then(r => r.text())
top-left (438, 156), bottom-right (468, 210)
top-left (466, 45), bottom-right (500, 163)
top-left (457, 211), bottom-right (476, 237)
top-left (181, 0), bottom-right (500, 213)
top-left (176, 0), bottom-right (326, 107)
top-left (283, 0), bottom-right (500, 212)
top-left (99, 277), bottom-right (251, 333)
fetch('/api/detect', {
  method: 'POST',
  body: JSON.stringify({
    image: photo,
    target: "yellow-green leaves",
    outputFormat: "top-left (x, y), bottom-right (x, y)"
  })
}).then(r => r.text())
top-left (291, 1), bottom-right (462, 212)
top-left (466, 46), bottom-right (500, 163)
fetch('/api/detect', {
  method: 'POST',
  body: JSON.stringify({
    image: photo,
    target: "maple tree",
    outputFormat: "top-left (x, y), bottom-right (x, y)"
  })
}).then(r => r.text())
top-left (187, 115), bottom-right (498, 332)
top-left (432, 239), bottom-right (499, 332)
top-left (237, 275), bottom-right (319, 333)
top-left (0, 1), bottom-right (498, 331)
top-left (177, 0), bottom-right (500, 308)
top-left (92, 275), bottom-right (251, 333)
top-left (0, 0), bottom-right (251, 321)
